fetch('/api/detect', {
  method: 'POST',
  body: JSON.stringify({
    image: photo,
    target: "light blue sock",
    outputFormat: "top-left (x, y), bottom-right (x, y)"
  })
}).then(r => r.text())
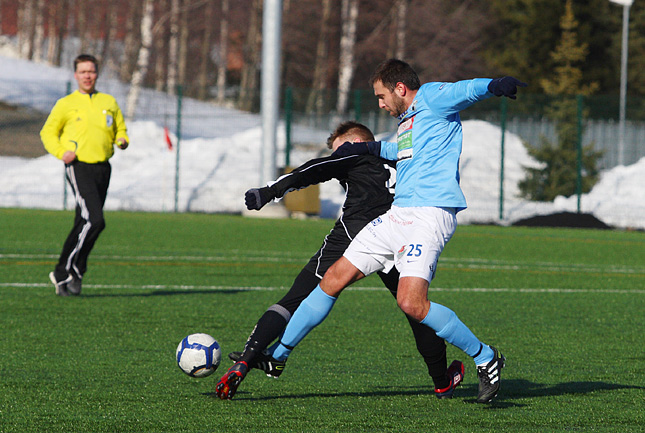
top-left (421, 302), bottom-right (493, 365)
top-left (271, 285), bottom-right (337, 361)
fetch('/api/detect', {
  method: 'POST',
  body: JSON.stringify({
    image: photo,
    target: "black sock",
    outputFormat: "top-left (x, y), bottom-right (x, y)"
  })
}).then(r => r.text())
top-left (239, 309), bottom-right (289, 364)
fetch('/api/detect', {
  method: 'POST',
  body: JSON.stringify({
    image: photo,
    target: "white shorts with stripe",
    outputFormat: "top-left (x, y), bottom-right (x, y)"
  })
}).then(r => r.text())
top-left (343, 206), bottom-right (457, 282)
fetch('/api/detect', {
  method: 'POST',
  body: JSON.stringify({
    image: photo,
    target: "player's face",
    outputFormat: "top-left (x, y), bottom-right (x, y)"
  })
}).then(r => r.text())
top-left (74, 61), bottom-right (98, 94)
top-left (373, 80), bottom-right (407, 117)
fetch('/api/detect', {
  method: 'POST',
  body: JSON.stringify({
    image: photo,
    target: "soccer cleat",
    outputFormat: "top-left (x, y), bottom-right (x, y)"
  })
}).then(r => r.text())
top-left (434, 360), bottom-right (465, 399)
top-left (215, 361), bottom-right (248, 400)
top-left (476, 345), bottom-right (505, 403)
top-left (49, 272), bottom-right (72, 297)
top-left (229, 350), bottom-right (286, 378)
top-left (67, 277), bottom-right (82, 296)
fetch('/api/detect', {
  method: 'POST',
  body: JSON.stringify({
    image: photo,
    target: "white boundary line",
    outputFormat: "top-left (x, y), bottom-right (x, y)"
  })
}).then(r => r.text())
top-left (1, 282), bottom-right (643, 294)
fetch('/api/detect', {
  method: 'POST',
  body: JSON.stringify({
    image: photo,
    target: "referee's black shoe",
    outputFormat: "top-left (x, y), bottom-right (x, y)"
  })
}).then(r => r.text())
top-left (49, 272), bottom-right (72, 296)
top-left (67, 276), bottom-right (82, 296)
top-left (476, 346), bottom-right (505, 403)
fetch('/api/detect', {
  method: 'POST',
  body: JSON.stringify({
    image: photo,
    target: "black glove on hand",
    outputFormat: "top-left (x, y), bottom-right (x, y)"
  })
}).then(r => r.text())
top-left (245, 187), bottom-right (274, 210)
top-left (487, 77), bottom-right (527, 99)
top-left (332, 141), bottom-right (381, 157)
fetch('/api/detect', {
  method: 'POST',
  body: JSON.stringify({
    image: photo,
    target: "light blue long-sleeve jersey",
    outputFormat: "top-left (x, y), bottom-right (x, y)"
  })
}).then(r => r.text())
top-left (379, 78), bottom-right (493, 211)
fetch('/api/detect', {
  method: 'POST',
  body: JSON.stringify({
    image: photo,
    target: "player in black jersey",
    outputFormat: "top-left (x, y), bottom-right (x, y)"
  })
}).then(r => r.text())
top-left (216, 122), bottom-right (463, 400)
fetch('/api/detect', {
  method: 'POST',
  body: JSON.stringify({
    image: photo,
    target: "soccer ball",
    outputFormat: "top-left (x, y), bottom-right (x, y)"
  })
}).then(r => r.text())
top-left (176, 333), bottom-right (221, 378)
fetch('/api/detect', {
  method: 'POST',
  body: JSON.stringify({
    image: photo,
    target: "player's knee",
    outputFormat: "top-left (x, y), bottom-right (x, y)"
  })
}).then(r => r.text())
top-left (397, 297), bottom-right (426, 321)
top-left (89, 217), bottom-right (106, 233)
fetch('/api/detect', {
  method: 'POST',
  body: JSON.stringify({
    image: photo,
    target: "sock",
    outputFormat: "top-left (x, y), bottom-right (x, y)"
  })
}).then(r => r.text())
top-left (421, 302), bottom-right (493, 364)
top-left (270, 285), bottom-right (337, 361)
top-left (239, 305), bottom-right (290, 364)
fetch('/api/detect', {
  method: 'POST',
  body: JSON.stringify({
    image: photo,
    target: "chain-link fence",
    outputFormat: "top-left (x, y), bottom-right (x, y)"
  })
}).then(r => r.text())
top-left (1, 80), bottom-right (644, 227)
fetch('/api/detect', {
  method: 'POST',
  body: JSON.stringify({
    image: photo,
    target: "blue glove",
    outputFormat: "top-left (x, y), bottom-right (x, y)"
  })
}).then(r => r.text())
top-left (332, 141), bottom-right (381, 157)
top-left (487, 77), bottom-right (527, 99)
top-left (245, 187), bottom-right (275, 210)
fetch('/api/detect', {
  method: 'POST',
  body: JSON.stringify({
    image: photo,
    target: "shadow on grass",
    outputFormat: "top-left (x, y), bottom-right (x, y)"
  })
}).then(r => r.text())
top-left (203, 379), bottom-right (644, 408)
top-left (79, 289), bottom-right (246, 297)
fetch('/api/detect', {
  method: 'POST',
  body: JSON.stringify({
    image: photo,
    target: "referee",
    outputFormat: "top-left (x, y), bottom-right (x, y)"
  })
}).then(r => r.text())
top-left (40, 54), bottom-right (129, 296)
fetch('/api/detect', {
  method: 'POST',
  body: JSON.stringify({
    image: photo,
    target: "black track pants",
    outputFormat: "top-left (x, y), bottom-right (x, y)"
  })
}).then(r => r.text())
top-left (54, 161), bottom-right (111, 281)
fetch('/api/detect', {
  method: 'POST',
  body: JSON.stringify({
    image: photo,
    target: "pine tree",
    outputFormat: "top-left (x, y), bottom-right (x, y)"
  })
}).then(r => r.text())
top-left (519, 0), bottom-right (603, 202)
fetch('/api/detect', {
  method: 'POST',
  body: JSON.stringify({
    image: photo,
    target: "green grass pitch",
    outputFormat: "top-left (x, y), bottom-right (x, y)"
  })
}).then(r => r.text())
top-left (1, 208), bottom-right (644, 432)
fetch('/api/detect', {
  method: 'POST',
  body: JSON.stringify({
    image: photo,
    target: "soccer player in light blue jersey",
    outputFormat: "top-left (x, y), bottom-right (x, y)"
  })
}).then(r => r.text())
top-left (223, 59), bottom-right (526, 403)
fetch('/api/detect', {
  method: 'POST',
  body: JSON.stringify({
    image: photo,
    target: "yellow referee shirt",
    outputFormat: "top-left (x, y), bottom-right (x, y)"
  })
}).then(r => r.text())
top-left (41, 90), bottom-right (129, 163)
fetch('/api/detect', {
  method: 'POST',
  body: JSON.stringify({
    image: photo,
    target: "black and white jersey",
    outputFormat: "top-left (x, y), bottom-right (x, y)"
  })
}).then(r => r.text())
top-left (267, 153), bottom-right (396, 278)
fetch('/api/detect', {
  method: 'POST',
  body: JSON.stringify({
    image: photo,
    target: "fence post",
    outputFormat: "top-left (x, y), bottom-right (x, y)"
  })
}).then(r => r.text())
top-left (174, 85), bottom-right (183, 213)
top-left (285, 86), bottom-right (293, 167)
top-left (354, 89), bottom-right (362, 122)
top-left (576, 94), bottom-right (583, 213)
top-left (499, 97), bottom-right (508, 220)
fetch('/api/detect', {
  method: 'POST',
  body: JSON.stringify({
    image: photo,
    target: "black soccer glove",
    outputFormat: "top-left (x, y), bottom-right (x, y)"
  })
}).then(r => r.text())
top-left (245, 187), bottom-right (275, 210)
top-left (331, 141), bottom-right (381, 157)
top-left (487, 77), bottom-right (527, 99)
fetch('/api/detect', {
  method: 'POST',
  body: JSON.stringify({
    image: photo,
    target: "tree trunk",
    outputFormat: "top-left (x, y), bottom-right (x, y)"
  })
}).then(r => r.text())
top-left (306, 0), bottom-right (331, 115)
top-left (77, 0), bottom-right (88, 53)
top-left (126, 0), bottom-right (154, 121)
top-left (394, 0), bottom-right (407, 59)
top-left (32, 0), bottom-right (45, 61)
top-left (238, 0), bottom-right (262, 111)
top-left (177, 1), bottom-right (190, 92)
top-left (120, 0), bottom-right (142, 82)
top-left (197, 0), bottom-right (215, 100)
top-left (154, 0), bottom-right (168, 92)
top-left (336, 0), bottom-right (358, 114)
top-left (100, 3), bottom-right (118, 73)
top-left (18, 0), bottom-right (35, 59)
top-left (167, 0), bottom-right (180, 95)
top-left (216, 0), bottom-right (229, 104)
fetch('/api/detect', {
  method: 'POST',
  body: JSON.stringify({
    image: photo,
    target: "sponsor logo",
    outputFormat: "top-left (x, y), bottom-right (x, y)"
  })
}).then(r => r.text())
top-left (397, 245), bottom-right (406, 260)
top-left (371, 217), bottom-right (383, 226)
top-left (389, 214), bottom-right (413, 226)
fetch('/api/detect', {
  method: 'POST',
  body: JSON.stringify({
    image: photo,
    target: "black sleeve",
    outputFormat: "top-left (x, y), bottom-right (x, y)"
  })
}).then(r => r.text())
top-left (268, 154), bottom-right (360, 199)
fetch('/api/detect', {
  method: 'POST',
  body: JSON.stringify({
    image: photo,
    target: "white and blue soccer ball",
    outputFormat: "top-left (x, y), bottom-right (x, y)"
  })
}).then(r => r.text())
top-left (176, 333), bottom-right (221, 378)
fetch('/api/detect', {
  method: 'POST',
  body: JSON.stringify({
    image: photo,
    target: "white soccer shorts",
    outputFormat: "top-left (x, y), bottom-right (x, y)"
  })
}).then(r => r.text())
top-left (344, 206), bottom-right (457, 282)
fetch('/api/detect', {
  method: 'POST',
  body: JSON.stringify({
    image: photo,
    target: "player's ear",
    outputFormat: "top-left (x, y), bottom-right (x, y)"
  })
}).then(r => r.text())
top-left (351, 138), bottom-right (363, 143)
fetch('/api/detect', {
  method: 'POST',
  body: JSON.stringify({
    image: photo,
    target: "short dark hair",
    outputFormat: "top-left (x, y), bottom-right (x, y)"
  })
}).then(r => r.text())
top-left (74, 54), bottom-right (99, 73)
top-left (369, 58), bottom-right (420, 92)
top-left (326, 121), bottom-right (375, 149)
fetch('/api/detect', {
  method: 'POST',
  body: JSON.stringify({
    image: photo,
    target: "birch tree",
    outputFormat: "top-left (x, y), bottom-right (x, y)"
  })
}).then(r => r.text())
top-left (18, 0), bottom-right (36, 59)
top-left (126, 0), bottom-right (154, 121)
top-left (394, 0), bottom-right (407, 59)
top-left (197, 0), bottom-right (215, 100)
top-left (336, 0), bottom-right (358, 114)
top-left (167, 0), bottom-right (180, 95)
top-left (238, 0), bottom-right (262, 111)
top-left (120, 1), bottom-right (142, 82)
top-left (306, 0), bottom-right (332, 114)
top-left (100, 3), bottom-right (118, 73)
top-left (216, 0), bottom-right (229, 103)
top-left (154, 0), bottom-right (169, 91)
top-left (46, 0), bottom-right (67, 66)
top-left (177, 1), bottom-right (190, 91)
top-left (32, 0), bottom-right (45, 61)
